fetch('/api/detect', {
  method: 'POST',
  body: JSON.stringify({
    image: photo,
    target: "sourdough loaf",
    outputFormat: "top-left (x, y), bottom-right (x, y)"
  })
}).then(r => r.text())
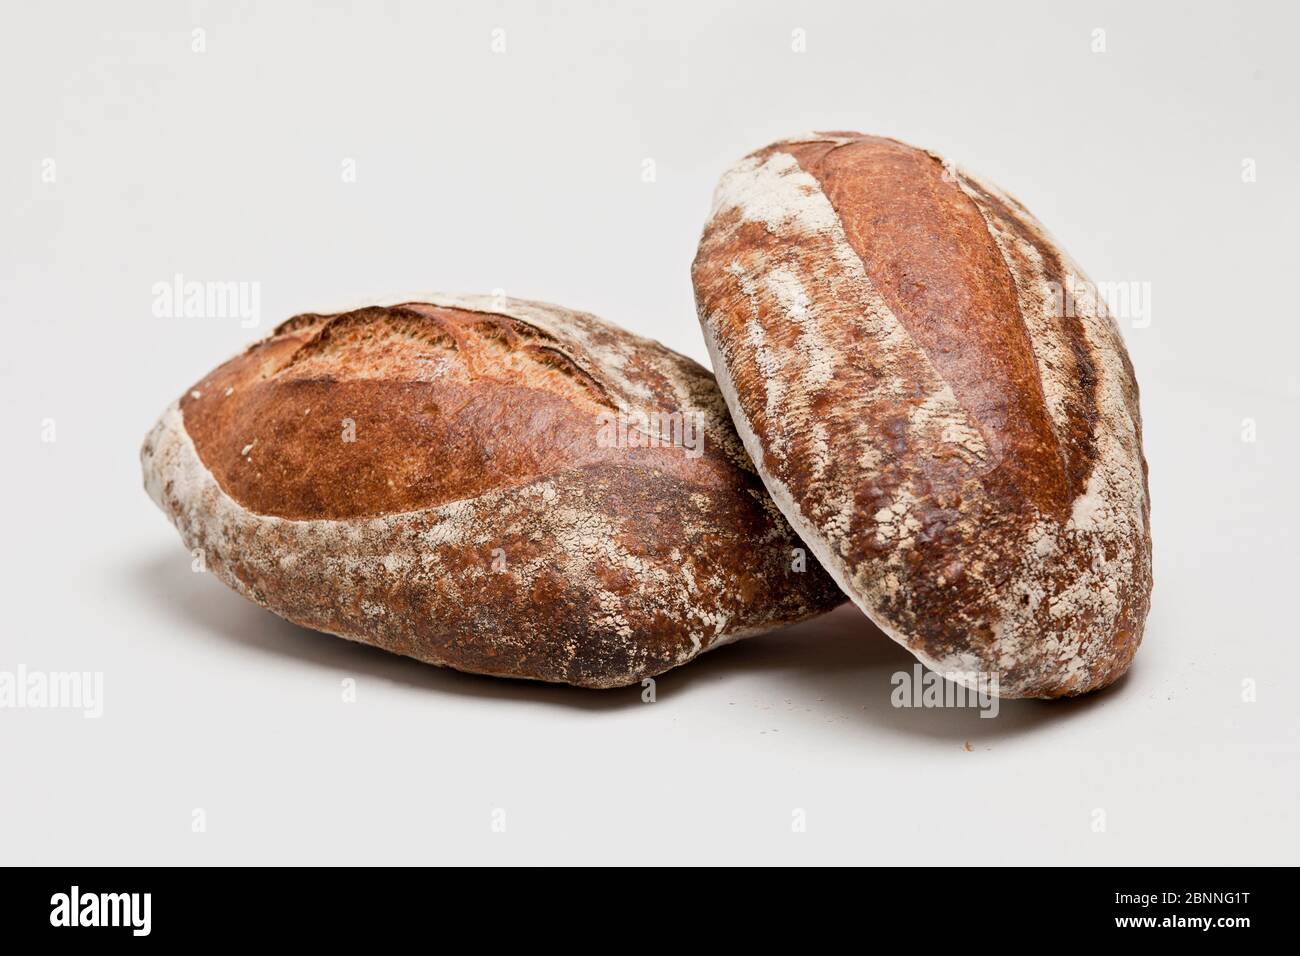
top-left (141, 294), bottom-right (843, 687)
top-left (692, 132), bottom-right (1152, 698)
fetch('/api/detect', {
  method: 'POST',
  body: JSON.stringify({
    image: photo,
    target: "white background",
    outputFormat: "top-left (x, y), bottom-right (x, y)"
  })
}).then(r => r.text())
top-left (2, 0), bottom-right (1297, 865)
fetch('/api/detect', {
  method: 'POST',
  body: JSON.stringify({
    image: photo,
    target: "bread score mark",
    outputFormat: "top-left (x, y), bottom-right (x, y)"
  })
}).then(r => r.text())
top-left (179, 296), bottom-right (761, 519)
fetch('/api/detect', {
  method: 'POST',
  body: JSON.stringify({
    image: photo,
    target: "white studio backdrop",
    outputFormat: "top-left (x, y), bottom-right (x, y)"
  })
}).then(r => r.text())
top-left (1, 0), bottom-right (1297, 864)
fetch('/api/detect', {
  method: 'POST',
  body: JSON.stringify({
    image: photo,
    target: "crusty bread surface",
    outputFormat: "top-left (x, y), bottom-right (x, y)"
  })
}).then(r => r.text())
top-left (692, 132), bottom-right (1152, 698)
top-left (142, 293), bottom-right (844, 688)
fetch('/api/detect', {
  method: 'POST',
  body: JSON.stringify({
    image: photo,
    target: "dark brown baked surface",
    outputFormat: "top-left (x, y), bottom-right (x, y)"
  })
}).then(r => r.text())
top-left (143, 294), bottom-right (844, 687)
top-left (693, 133), bottom-right (1152, 698)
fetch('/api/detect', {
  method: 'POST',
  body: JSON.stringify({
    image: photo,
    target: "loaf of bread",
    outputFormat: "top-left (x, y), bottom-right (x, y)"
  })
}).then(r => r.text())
top-left (692, 132), bottom-right (1152, 698)
top-left (141, 294), bottom-right (843, 687)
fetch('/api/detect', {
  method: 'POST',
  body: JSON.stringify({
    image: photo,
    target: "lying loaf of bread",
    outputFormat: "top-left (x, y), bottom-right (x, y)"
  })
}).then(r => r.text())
top-left (141, 294), bottom-right (843, 687)
top-left (692, 132), bottom-right (1152, 698)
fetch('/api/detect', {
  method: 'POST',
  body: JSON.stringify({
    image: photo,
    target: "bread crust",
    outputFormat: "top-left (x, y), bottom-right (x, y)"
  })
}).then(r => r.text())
top-left (142, 293), bottom-right (843, 687)
top-left (692, 133), bottom-right (1152, 698)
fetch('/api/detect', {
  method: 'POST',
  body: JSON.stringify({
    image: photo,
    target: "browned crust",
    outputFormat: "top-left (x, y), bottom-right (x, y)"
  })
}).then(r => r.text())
top-left (692, 133), bottom-right (1152, 698)
top-left (143, 294), bottom-right (844, 688)
top-left (782, 136), bottom-right (1081, 514)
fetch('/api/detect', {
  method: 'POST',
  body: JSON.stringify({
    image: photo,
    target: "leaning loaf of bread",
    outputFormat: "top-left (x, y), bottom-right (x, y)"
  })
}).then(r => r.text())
top-left (692, 132), bottom-right (1152, 698)
top-left (141, 294), bottom-right (843, 687)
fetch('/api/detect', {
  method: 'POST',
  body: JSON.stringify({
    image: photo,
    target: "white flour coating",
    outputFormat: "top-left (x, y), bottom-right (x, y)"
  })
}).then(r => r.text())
top-left (707, 147), bottom-right (995, 644)
top-left (695, 136), bottom-right (1152, 697)
top-left (712, 151), bottom-right (982, 448)
top-left (143, 292), bottom-right (841, 687)
top-left (952, 168), bottom-right (1150, 691)
top-left (1070, 468), bottom-right (1109, 531)
top-left (701, 321), bottom-right (957, 682)
top-left (142, 401), bottom-right (806, 686)
top-left (773, 132), bottom-right (863, 148)
top-left (908, 387), bottom-right (987, 466)
top-left (710, 151), bottom-right (840, 232)
top-left (745, 314), bottom-right (785, 444)
top-left (764, 265), bottom-right (837, 395)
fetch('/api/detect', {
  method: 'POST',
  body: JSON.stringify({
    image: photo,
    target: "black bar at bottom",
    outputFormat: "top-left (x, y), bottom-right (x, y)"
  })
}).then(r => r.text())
top-left (0, 866), bottom-right (1286, 941)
